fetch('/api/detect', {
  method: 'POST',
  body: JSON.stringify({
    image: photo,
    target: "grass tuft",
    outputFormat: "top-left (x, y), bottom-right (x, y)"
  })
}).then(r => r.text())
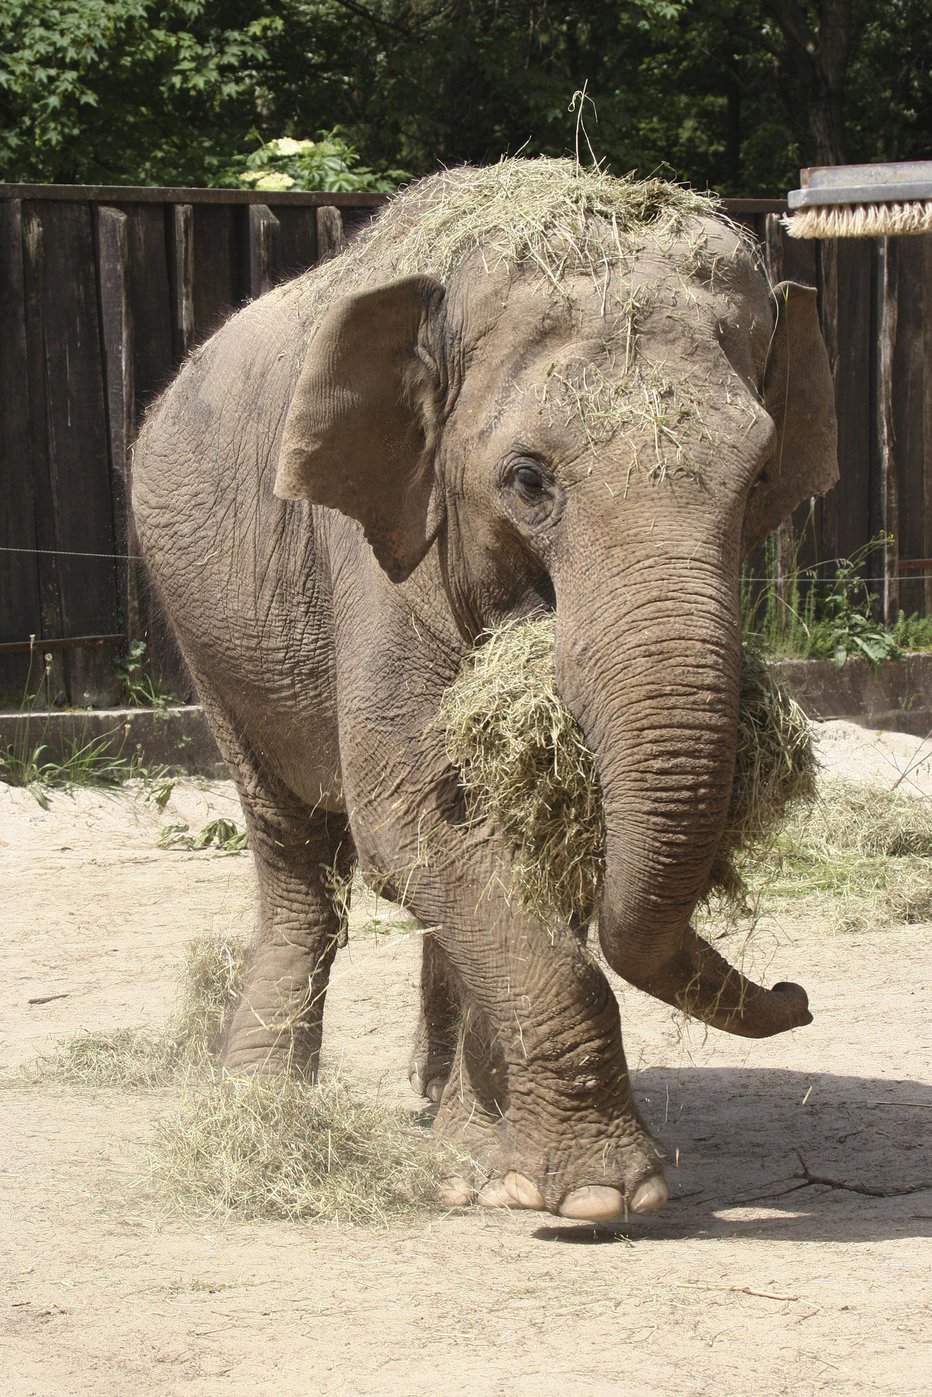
top-left (25, 931), bottom-right (247, 1087)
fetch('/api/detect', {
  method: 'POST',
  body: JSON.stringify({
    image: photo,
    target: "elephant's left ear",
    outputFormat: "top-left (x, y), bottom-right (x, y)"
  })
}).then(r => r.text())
top-left (274, 275), bottom-right (447, 582)
top-left (743, 281), bottom-right (838, 555)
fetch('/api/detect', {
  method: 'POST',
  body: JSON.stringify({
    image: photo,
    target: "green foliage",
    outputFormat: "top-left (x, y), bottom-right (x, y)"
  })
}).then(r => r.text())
top-left (119, 641), bottom-right (177, 709)
top-left (0, 733), bottom-right (148, 806)
top-left (892, 611), bottom-right (932, 653)
top-left (159, 818), bottom-right (249, 852)
top-left (220, 132), bottom-right (408, 192)
top-left (1, 1), bottom-right (929, 195)
top-left (742, 535), bottom-right (907, 668)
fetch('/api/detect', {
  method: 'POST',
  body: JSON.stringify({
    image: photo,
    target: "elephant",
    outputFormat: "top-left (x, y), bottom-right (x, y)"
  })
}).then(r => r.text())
top-left (132, 159), bottom-right (837, 1223)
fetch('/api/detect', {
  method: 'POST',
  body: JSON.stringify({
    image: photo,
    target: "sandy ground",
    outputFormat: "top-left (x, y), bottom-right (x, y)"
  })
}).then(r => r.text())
top-left (2, 720), bottom-right (931, 1396)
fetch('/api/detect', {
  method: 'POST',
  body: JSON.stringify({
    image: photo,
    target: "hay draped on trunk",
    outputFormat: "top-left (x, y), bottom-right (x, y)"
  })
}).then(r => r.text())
top-left (439, 616), bottom-right (816, 926)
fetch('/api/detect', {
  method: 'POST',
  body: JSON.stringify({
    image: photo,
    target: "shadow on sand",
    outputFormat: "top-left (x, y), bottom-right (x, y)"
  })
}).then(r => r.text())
top-left (532, 1065), bottom-right (932, 1246)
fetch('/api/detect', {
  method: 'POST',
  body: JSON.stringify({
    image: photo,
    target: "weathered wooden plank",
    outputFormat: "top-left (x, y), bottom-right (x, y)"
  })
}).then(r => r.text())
top-left (20, 204), bottom-right (68, 702)
top-left (316, 206), bottom-right (346, 262)
top-left (0, 199), bottom-right (44, 703)
top-left (924, 235), bottom-right (932, 617)
top-left (189, 203), bottom-right (249, 345)
top-left (121, 203), bottom-right (192, 699)
top-left (248, 204), bottom-right (281, 299)
top-left (171, 203), bottom-right (195, 359)
top-left (1, 183), bottom-right (389, 209)
top-left (875, 239), bottom-right (900, 625)
top-left (890, 235), bottom-right (927, 619)
top-left (97, 206), bottom-right (134, 646)
top-left (24, 200), bottom-right (121, 703)
top-left (276, 206), bottom-right (318, 281)
top-left (818, 238), bottom-right (873, 585)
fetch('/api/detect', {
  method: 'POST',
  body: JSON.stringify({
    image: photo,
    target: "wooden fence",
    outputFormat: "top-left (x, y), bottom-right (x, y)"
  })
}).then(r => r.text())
top-left (1, 184), bottom-right (930, 706)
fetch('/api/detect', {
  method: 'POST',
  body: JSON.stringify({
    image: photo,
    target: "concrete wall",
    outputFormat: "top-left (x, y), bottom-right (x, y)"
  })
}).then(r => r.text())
top-left (2, 655), bottom-right (931, 779)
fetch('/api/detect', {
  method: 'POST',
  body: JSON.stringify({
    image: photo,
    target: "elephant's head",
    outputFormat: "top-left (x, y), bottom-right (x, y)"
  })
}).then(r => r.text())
top-left (274, 167), bottom-right (837, 1038)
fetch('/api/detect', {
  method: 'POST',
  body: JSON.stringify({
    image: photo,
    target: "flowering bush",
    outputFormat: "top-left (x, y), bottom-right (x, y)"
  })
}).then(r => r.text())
top-left (225, 133), bottom-right (408, 193)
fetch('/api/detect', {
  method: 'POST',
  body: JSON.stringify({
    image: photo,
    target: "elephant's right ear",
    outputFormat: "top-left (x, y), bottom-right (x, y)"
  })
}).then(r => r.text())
top-left (274, 275), bottom-right (447, 582)
top-left (743, 281), bottom-right (838, 555)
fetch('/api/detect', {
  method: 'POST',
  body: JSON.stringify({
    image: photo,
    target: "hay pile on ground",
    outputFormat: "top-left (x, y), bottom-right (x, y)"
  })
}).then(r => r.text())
top-left (440, 616), bottom-right (816, 925)
top-left (23, 931), bottom-right (450, 1224)
top-left (756, 778), bottom-right (932, 933)
top-left (26, 931), bottom-right (248, 1087)
top-left (149, 1075), bottom-right (446, 1226)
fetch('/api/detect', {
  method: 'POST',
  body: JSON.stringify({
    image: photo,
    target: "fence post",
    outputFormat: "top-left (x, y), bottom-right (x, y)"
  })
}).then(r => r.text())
top-left (172, 204), bottom-right (195, 357)
top-left (248, 204), bottom-right (281, 299)
top-left (97, 206), bottom-right (145, 650)
top-left (761, 214), bottom-right (798, 623)
top-left (876, 239), bottom-right (900, 626)
top-left (316, 206), bottom-right (345, 261)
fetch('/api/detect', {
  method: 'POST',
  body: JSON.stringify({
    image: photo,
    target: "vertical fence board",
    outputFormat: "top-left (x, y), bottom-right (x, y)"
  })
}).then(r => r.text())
top-left (26, 201), bottom-right (121, 702)
top-left (316, 206), bottom-right (346, 262)
top-left (20, 205), bottom-right (68, 701)
top-left (191, 204), bottom-right (248, 345)
top-left (924, 236), bottom-right (932, 617)
top-left (97, 206), bottom-right (134, 646)
top-left (875, 240), bottom-right (900, 625)
top-left (891, 235), bottom-right (929, 619)
top-left (276, 206), bottom-right (318, 281)
top-left (248, 204), bottom-right (281, 299)
top-left (0, 200), bottom-right (45, 704)
top-left (171, 203), bottom-right (195, 360)
top-left (818, 239), bottom-right (873, 581)
top-left (122, 203), bottom-right (192, 698)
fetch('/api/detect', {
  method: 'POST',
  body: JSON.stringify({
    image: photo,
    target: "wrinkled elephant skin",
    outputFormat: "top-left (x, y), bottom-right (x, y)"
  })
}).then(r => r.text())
top-left (132, 164), bottom-right (837, 1221)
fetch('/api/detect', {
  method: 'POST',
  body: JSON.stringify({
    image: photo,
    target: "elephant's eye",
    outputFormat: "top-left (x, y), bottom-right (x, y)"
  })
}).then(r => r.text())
top-left (514, 463), bottom-right (548, 496)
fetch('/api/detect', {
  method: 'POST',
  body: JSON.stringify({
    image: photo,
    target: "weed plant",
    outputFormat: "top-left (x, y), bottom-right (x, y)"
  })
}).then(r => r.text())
top-left (742, 533), bottom-right (910, 665)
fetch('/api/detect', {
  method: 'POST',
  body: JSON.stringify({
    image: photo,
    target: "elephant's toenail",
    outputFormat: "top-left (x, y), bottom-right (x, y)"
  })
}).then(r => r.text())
top-left (630, 1176), bottom-right (669, 1213)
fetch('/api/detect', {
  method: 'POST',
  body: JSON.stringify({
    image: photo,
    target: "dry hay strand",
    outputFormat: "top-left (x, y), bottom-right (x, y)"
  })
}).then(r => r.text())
top-left (305, 157), bottom-right (737, 319)
top-left (23, 931), bottom-right (247, 1087)
top-left (295, 159), bottom-right (746, 477)
top-left (369, 157), bottom-right (721, 284)
top-left (148, 1074), bottom-right (449, 1226)
top-left (172, 930), bottom-right (248, 1065)
top-left (439, 616), bottom-right (815, 927)
top-left (758, 777), bottom-right (932, 933)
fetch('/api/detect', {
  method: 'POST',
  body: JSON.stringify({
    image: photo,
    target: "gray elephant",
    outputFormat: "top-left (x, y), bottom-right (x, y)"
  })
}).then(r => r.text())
top-left (133, 159), bottom-right (837, 1222)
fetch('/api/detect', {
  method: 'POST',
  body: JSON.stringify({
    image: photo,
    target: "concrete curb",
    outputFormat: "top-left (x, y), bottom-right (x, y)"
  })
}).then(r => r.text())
top-left (0, 704), bottom-right (227, 777)
top-left (2, 655), bottom-right (931, 778)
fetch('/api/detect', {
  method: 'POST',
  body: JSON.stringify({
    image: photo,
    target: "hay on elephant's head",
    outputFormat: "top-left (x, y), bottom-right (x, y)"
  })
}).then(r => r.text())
top-left (308, 157), bottom-right (741, 317)
top-left (439, 616), bottom-right (816, 926)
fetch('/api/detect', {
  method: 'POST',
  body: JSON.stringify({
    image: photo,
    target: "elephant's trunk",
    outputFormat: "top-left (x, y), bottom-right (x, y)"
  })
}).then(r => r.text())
top-left (555, 553), bottom-right (811, 1039)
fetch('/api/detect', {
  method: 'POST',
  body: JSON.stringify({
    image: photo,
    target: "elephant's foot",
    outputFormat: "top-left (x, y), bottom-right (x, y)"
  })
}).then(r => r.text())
top-left (408, 1010), bottom-right (456, 1103)
top-left (433, 1066), bottom-right (667, 1223)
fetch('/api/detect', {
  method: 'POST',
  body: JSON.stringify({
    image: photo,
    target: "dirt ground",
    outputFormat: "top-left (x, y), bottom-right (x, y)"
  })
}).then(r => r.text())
top-left (2, 721), bottom-right (931, 1396)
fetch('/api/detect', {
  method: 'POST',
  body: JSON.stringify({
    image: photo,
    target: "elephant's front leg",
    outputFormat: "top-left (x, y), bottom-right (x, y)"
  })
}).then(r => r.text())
top-left (366, 815), bottom-right (668, 1222)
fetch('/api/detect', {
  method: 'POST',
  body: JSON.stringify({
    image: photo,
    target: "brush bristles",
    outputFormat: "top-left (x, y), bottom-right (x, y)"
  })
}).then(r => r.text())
top-left (784, 201), bottom-right (932, 239)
